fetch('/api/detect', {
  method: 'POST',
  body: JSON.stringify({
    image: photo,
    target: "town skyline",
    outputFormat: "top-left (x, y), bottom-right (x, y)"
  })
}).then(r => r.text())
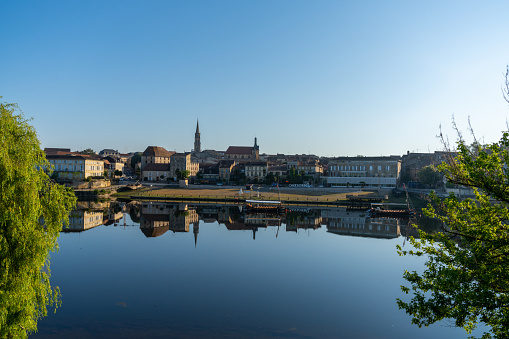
top-left (2, 1), bottom-right (509, 156)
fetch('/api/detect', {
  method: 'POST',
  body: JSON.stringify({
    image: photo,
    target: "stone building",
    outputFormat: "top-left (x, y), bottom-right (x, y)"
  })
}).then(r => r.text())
top-left (324, 156), bottom-right (401, 188)
top-left (225, 138), bottom-right (259, 160)
top-left (170, 152), bottom-right (199, 178)
top-left (141, 146), bottom-right (175, 170)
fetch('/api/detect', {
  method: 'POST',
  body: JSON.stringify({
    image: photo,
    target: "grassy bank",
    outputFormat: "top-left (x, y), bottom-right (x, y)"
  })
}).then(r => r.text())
top-left (114, 186), bottom-right (378, 203)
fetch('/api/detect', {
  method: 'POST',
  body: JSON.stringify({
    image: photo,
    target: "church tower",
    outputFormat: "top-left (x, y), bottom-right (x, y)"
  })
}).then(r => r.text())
top-left (194, 120), bottom-right (201, 153)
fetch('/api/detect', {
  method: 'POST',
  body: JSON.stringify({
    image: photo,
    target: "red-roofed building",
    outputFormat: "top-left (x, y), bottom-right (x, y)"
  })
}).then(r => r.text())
top-left (225, 138), bottom-right (259, 160)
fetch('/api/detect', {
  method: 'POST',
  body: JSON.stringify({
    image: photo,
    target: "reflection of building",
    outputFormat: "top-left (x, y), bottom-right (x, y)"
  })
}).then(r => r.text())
top-left (322, 208), bottom-right (402, 239)
top-left (285, 212), bottom-right (322, 232)
top-left (169, 208), bottom-right (199, 232)
top-left (64, 209), bottom-right (104, 232)
top-left (139, 202), bottom-right (172, 237)
top-left (139, 202), bottom-right (199, 237)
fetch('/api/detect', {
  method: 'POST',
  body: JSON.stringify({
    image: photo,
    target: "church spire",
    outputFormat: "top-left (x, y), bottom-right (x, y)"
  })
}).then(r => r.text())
top-left (194, 119), bottom-right (201, 153)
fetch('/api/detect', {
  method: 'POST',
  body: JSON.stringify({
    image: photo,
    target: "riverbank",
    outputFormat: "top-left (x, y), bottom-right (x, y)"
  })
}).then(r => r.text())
top-left (113, 185), bottom-right (402, 206)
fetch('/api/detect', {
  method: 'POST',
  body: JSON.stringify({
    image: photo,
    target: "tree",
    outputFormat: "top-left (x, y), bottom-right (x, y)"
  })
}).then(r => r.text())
top-left (416, 165), bottom-right (441, 188)
top-left (114, 170), bottom-right (122, 177)
top-left (397, 131), bottom-right (509, 339)
top-left (79, 148), bottom-right (96, 155)
top-left (179, 170), bottom-right (190, 180)
top-left (130, 152), bottom-right (141, 170)
top-left (0, 101), bottom-right (76, 338)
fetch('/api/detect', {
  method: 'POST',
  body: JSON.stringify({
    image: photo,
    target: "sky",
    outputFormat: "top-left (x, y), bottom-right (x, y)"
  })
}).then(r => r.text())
top-left (2, 1), bottom-right (509, 157)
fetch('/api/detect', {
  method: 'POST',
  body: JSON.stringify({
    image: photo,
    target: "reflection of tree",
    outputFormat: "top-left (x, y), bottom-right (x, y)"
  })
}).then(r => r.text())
top-left (0, 101), bottom-right (76, 338)
top-left (129, 206), bottom-right (141, 223)
top-left (397, 129), bottom-right (509, 339)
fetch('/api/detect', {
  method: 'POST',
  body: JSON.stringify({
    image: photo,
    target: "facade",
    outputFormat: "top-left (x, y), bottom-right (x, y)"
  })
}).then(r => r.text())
top-left (400, 151), bottom-right (449, 183)
top-left (268, 165), bottom-right (287, 178)
top-left (102, 156), bottom-right (124, 174)
top-left (46, 152), bottom-right (105, 180)
top-left (218, 160), bottom-right (236, 182)
top-left (142, 163), bottom-right (171, 181)
top-left (200, 163), bottom-right (220, 182)
top-left (324, 156), bottom-right (401, 188)
top-left (287, 160), bottom-right (323, 182)
top-left (141, 146), bottom-right (174, 170)
top-left (170, 152), bottom-right (200, 178)
top-left (99, 149), bottom-right (120, 157)
top-left (245, 161), bottom-right (268, 180)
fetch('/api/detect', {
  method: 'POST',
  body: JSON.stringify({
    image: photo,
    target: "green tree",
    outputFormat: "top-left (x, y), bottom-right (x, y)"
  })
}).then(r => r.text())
top-left (397, 132), bottom-right (509, 338)
top-left (179, 170), bottom-right (190, 179)
top-left (79, 148), bottom-right (96, 155)
top-left (114, 169), bottom-right (122, 177)
top-left (0, 101), bottom-right (76, 338)
top-left (130, 152), bottom-right (141, 170)
top-left (416, 165), bottom-right (441, 188)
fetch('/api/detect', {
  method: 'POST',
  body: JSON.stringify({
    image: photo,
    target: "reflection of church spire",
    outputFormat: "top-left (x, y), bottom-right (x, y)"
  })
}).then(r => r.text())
top-left (252, 227), bottom-right (257, 240)
top-left (193, 221), bottom-right (199, 248)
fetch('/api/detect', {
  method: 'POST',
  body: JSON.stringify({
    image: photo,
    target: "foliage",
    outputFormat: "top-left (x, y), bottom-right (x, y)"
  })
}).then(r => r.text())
top-left (114, 170), bottom-right (122, 177)
top-left (130, 152), bottom-right (141, 170)
top-left (417, 165), bottom-right (441, 188)
top-left (397, 132), bottom-right (509, 339)
top-left (79, 148), bottom-right (96, 155)
top-left (176, 169), bottom-right (190, 180)
top-left (0, 101), bottom-right (76, 338)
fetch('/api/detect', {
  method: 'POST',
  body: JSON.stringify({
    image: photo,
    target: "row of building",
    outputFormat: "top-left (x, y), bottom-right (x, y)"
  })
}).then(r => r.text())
top-left (43, 120), bottom-right (449, 188)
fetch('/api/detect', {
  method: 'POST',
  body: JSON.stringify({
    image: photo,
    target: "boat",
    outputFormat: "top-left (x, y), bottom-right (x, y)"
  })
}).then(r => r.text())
top-left (244, 200), bottom-right (289, 214)
top-left (368, 184), bottom-right (415, 218)
top-left (369, 206), bottom-right (414, 218)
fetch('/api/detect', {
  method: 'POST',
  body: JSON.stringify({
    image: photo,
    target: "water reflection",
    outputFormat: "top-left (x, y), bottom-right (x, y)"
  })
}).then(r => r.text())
top-left (65, 201), bottom-right (422, 242)
top-left (32, 201), bottom-right (469, 339)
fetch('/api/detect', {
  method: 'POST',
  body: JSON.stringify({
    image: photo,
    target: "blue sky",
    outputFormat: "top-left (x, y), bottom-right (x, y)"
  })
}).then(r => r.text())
top-left (2, 1), bottom-right (509, 156)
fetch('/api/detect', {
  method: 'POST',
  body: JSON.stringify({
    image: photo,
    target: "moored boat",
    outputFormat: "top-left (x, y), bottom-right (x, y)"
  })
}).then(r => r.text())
top-left (244, 200), bottom-right (289, 214)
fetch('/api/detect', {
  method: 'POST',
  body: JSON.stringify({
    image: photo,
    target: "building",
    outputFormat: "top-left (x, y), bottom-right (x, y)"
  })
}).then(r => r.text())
top-left (99, 149), bottom-right (120, 158)
top-left (400, 151), bottom-right (449, 183)
top-left (218, 160), bottom-right (236, 182)
top-left (225, 138), bottom-right (259, 160)
top-left (287, 160), bottom-right (323, 182)
top-left (170, 152), bottom-right (199, 178)
top-left (245, 161), bottom-right (268, 180)
top-left (142, 163), bottom-right (171, 182)
top-left (102, 156), bottom-right (124, 175)
top-left (45, 150), bottom-right (105, 180)
top-left (141, 146), bottom-right (174, 170)
top-left (194, 120), bottom-right (201, 153)
top-left (200, 163), bottom-right (220, 182)
top-left (324, 156), bottom-right (401, 188)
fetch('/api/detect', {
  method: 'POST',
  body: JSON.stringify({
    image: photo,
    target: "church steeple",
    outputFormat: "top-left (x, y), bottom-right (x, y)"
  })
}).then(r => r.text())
top-left (194, 119), bottom-right (201, 153)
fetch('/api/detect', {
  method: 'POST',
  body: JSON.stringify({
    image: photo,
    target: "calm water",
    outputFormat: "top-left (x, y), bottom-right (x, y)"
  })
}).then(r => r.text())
top-left (31, 202), bottom-right (481, 338)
